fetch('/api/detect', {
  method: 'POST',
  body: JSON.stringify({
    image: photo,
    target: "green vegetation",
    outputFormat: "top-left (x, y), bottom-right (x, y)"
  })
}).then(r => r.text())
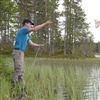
top-left (0, 0), bottom-right (97, 57)
top-left (1, 57), bottom-right (100, 100)
top-left (0, 0), bottom-right (100, 99)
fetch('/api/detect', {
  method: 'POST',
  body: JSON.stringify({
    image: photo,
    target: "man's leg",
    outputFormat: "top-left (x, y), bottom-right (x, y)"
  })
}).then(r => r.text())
top-left (12, 50), bottom-right (24, 85)
top-left (11, 50), bottom-right (25, 99)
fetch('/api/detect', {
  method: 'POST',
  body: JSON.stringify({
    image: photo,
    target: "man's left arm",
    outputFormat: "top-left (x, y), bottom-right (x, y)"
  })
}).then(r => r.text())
top-left (28, 40), bottom-right (44, 47)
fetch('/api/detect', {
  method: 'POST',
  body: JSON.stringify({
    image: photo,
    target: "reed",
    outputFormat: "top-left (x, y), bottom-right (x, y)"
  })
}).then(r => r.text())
top-left (1, 57), bottom-right (100, 100)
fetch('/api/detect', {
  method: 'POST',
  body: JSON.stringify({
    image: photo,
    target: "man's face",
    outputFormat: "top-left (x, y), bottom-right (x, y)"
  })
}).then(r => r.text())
top-left (25, 22), bottom-right (32, 28)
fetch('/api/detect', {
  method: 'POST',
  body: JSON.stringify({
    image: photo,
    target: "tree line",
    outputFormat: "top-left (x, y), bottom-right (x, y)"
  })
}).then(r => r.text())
top-left (0, 0), bottom-right (99, 58)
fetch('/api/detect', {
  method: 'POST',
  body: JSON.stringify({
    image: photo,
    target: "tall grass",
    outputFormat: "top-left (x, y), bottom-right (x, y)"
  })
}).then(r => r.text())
top-left (1, 57), bottom-right (100, 100)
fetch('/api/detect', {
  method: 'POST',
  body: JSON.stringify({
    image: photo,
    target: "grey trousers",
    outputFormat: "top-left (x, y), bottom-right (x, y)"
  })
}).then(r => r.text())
top-left (12, 49), bottom-right (24, 83)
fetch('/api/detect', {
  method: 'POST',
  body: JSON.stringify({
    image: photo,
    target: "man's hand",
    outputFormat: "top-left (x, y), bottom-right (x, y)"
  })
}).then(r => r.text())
top-left (46, 20), bottom-right (52, 25)
top-left (38, 44), bottom-right (44, 47)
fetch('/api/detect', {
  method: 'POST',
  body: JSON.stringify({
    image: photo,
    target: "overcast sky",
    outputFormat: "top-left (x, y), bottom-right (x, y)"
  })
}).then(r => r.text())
top-left (58, 0), bottom-right (100, 42)
top-left (82, 0), bottom-right (100, 42)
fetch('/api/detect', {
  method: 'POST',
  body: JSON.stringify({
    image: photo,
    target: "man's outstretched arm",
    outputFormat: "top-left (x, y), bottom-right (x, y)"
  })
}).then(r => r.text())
top-left (28, 20), bottom-right (52, 32)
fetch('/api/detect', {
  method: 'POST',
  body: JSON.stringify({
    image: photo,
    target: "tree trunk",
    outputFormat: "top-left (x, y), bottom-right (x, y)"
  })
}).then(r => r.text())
top-left (33, 0), bottom-right (37, 24)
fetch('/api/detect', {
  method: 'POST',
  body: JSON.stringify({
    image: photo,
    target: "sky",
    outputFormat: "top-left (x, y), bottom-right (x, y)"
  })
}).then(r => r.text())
top-left (58, 0), bottom-right (100, 43)
top-left (82, 0), bottom-right (100, 42)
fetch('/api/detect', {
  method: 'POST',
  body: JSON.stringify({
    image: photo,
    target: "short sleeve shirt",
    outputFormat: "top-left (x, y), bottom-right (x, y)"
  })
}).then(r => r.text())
top-left (14, 27), bottom-right (30, 51)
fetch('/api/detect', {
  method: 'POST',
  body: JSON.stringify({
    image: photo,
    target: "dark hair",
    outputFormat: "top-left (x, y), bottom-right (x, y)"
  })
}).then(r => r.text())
top-left (22, 19), bottom-right (34, 26)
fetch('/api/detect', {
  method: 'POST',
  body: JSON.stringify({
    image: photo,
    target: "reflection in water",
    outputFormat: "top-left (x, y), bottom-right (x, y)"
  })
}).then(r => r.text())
top-left (95, 55), bottom-right (100, 58)
top-left (83, 67), bottom-right (100, 100)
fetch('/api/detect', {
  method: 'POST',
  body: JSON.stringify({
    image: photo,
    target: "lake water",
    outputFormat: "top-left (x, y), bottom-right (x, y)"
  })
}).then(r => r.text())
top-left (95, 55), bottom-right (100, 58)
top-left (83, 67), bottom-right (100, 100)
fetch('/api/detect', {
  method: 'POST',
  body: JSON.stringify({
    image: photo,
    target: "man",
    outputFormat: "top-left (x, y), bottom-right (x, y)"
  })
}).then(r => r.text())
top-left (12, 19), bottom-right (52, 85)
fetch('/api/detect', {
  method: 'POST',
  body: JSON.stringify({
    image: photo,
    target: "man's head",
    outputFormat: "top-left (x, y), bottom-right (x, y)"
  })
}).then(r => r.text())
top-left (22, 19), bottom-right (34, 28)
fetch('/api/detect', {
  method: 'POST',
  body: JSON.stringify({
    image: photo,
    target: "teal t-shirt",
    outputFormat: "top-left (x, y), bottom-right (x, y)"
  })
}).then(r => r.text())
top-left (14, 27), bottom-right (30, 51)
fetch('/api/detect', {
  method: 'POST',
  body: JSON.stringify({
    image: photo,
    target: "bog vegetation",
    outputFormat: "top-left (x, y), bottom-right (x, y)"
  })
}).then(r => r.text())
top-left (1, 57), bottom-right (100, 100)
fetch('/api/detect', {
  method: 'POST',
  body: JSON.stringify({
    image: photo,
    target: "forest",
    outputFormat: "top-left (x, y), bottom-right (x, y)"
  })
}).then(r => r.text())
top-left (0, 0), bottom-right (100, 58)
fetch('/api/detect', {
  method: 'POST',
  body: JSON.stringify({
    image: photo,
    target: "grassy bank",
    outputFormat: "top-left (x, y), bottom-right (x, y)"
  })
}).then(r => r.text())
top-left (0, 57), bottom-right (100, 100)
